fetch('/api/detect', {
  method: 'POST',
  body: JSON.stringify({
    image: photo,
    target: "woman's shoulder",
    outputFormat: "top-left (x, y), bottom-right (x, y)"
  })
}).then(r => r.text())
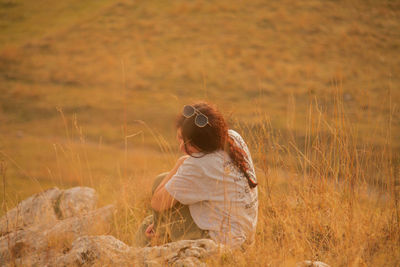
top-left (186, 150), bottom-right (225, 171)
top-left (228, 129), bottom-right (248, 148)
top-left (228, 129), bottom-right (245, 141)
top-left (188, 150), bottom-right (225, 162)
top-left (228, 129), bottom-right (241, 138)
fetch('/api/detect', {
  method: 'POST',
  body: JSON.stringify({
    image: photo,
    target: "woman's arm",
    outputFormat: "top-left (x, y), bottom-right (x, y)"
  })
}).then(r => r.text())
top-left (151, 155), bottom-right (189, 212)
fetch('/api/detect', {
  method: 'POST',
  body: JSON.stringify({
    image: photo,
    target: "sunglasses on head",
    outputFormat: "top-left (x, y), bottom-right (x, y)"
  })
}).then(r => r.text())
top-left (182, 105), bottom-right (210, 127)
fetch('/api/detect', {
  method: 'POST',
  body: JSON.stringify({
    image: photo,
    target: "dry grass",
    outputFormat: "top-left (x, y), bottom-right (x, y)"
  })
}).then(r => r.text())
top-left (105, 90), bottom-right (399, 266)
top-left (0, 0), bottom-right (399, 266)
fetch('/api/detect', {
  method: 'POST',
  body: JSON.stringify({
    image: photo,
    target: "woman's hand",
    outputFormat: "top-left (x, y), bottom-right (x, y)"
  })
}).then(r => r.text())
top-left (145, 223), bottom-right (155, 238)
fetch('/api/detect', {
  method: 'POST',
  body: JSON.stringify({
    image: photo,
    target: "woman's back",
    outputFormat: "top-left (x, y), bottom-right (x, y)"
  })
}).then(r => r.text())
top-left (165, 129), bottom-right (258, 247)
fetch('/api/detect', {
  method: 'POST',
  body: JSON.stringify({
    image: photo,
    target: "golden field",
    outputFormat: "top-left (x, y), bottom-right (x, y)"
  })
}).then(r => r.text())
top-left (0, 0), bottom-right (399, 265)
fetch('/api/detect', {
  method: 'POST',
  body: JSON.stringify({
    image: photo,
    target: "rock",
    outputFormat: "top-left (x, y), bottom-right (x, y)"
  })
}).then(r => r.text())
top-left (133, 239), bottom-right (219, 266)
top-left (49, 236), bottom-right (218, 267)
top-left (0, 226), bottom-right (48, 265)
top-left (58, 187), bottom-right (97, 219)
top-left (172, 257), bottom-right (206, 267)
top-left (44, 204), bottom-right (115, 238)
top-left (0, 205), bottom-right (115, 265)
top-left (58, 186), bottom-right (97, 221)
top-left (0, 186), bottom-right (98, 237)
top-left (0, 187), bottom-right (62, 236)
top-left (51, 237), bottom-right (219, 267)
top-left (296, 260), bottom-right (331, 267)
top-left (52, 235), bottom-right (133, 267)
top-left (5, 250), bottom-right (63, 267)
top-left (0, 187), bottom-right (222, 267)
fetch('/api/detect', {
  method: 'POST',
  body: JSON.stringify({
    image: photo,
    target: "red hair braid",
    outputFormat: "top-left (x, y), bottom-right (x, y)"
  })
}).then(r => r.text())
top-left (177, 102), bottom-right (257, 188)
top-left (224, 135), bottom-right (257, 188)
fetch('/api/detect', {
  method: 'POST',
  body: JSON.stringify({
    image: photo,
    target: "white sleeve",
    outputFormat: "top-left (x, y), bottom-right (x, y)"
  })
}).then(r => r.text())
top-left (165, 159), bottom-right (209, 205)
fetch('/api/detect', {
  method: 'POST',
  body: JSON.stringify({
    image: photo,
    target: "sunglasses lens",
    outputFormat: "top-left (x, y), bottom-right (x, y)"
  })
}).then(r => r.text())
top-left (195, 114), bottom-right (208, 127)
top-left (183, 105), bottom-right (195, 118)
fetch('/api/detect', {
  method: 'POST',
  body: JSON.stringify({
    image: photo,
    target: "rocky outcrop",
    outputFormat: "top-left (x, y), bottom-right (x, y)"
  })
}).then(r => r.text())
top-left (133, 238), bottom-right (218, 267)
top-left (57, 187), bottom-right (97, 219)
top-left (0, 187), bottom-right (330, 267)
top-left (0, 187), bottom-right (61, 236)
top-left (0, 187), bottom-right (220, 267)
top-left (52, 236), bottom-right (218, 267)
top-left (296, 260), bottom-right (331, 267)
top-left (0, 186), bottom-right (112, 267)
top-left (0, 186), bottom-right (97, 236)
top-left (53, 235), bottom-right (134, 267)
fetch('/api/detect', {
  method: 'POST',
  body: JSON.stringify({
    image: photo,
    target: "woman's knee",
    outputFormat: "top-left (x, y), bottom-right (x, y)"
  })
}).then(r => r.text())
top-left (152, 172), bottom-right (169, 195)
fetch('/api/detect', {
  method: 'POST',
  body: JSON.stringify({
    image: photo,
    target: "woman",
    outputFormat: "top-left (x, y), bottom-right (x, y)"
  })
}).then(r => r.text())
top-left (135, 102), bottom-right (258, 248)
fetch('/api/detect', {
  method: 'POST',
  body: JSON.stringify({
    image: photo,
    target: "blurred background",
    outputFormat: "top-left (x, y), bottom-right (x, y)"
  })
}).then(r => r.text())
top-left (0, 0), bottom-right (399, 264)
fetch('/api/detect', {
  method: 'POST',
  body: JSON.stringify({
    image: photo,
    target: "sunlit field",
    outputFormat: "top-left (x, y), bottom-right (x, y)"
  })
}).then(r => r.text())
top-left (0, 0), bottom-right (399, 266)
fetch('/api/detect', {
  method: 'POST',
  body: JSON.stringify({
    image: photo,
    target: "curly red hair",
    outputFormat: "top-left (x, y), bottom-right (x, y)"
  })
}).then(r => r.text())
top-left (176, 102), bottom-right (257, 188)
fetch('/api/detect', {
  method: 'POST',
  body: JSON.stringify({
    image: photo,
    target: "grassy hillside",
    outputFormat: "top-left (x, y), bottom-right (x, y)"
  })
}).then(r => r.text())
top-left (0, 0), bottom-right (399, 265)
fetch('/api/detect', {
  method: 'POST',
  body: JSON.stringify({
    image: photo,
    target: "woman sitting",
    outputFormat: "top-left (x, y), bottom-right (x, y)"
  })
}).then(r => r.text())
top-left (135, 102), bottom-right (258, 248)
